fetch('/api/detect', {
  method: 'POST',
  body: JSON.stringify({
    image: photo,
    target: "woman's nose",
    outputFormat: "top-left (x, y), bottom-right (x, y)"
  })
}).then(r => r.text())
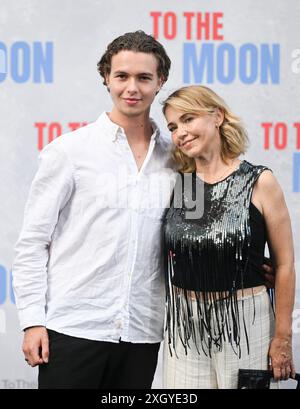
top-left (177, 124), bottom-right (188, 138)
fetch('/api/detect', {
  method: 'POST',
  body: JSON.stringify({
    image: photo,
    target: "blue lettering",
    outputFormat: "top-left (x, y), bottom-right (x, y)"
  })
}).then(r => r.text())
top-left (11, 41), bottom-right (30, 83)
top-left (293, 152), bottom-right (300, 192)
top-left (183, 43), bottom-right (213, 83)
top-left (33, 42), bottom-right (53, 83)
top-left (10, 270), bottom-right (15, 304)
top-left (0, 41), bottom-right (53, 83)
top-left (183, 42), bottom-right (280, 84)
top-left (261, 44), bottom-right (280, 84)
top-left (217, 43), bottom-right (235, 84)
top-left (0, 42), bottom-right (7, 82)
top-left (0, 265), bottom-right (6, 305)
top-left (0, 265), bottom-right (15, 304)
top-left (240, 44), bottom-right (258, 84)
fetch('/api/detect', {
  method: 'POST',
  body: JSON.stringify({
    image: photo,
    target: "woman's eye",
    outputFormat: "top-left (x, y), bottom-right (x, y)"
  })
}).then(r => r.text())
top-left (184, 117), bottom-right (193, 123)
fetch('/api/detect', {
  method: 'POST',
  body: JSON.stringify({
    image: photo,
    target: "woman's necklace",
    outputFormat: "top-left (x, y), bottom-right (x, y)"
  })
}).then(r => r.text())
top-left (203, 159), bottom-right (239, 184)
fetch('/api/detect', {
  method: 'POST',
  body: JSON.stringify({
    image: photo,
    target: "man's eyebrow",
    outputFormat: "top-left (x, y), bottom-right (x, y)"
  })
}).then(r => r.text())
top-left (113, 70), bottom-right (154, 77)
top-left (138, 72), bottom-right (154, 77)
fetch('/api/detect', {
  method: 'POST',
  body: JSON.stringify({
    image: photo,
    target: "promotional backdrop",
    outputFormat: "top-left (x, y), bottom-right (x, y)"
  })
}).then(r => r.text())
top-left (0, 0), bottom-right (299, 388)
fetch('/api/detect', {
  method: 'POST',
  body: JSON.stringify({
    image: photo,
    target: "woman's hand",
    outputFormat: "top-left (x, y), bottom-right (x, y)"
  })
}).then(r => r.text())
top-left (268, 336), bottom-right (295, 381)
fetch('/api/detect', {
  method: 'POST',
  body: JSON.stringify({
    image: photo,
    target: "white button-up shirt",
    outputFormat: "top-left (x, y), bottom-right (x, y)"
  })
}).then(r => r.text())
top-left (12, 112), bottom-right (176, 343)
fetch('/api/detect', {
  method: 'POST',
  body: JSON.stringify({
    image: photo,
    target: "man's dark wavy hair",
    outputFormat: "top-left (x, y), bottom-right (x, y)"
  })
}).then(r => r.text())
top-left (97, 30), bottom-right (171, 86)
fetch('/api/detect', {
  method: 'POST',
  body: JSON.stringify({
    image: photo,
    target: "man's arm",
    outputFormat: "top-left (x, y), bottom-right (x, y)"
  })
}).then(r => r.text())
top-left (262, 257), bottom-right (275, 288)
top-left (12, 143), bottom-right (75, 365)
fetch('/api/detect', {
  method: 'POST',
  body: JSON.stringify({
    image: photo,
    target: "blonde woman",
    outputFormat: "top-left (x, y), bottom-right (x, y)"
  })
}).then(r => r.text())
top-left (162, 85), bottom-right (295, 389)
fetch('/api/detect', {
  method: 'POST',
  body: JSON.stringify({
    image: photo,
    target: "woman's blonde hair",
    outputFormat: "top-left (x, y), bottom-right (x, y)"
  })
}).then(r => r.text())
top-left (162, 85), bottom-right (248, 173)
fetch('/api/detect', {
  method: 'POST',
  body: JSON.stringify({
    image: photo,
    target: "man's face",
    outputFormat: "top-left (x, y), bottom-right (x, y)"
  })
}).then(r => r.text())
top-left (105, 51), bottom-right (163, 119)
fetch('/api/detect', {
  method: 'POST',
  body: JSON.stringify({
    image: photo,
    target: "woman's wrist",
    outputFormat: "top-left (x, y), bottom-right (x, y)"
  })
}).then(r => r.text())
top-left (273, 331), bottom-right (292, 340)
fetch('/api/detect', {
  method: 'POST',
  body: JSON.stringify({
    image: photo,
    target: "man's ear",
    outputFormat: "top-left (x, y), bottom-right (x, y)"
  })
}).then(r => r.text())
top-left (156, 77), bottom-right (164, 95)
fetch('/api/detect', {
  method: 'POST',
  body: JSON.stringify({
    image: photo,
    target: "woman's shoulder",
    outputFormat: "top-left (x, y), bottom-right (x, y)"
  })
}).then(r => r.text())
top-left (242, 161), bottom-right (282, 197)
top-left (245, 162), bottom-right (284, 214)
top-left (239, 160), bottom-right (279, 193)
top-left (241, 160), bottom-right (272, 174)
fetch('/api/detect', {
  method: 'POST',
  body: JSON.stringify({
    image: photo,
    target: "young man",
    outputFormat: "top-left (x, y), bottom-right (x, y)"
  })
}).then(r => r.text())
top-left (12, 30), bottom-right (173, 389)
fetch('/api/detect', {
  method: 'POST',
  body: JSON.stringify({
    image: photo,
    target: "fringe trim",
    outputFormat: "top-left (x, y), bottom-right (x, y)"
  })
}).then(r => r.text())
top-left (165, 251), bottom-right (256, 358)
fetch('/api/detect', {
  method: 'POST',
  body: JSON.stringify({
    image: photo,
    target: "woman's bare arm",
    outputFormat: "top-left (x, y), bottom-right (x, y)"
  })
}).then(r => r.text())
top-left (252, 170), bottom-right (296, 381)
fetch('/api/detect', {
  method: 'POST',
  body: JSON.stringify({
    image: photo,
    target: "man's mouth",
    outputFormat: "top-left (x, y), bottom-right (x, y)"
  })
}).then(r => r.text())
top-left (123, 98), bottom-right (141, 105)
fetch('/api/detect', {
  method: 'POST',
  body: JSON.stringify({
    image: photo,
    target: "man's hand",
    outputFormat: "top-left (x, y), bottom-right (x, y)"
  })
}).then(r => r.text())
top-left (22, 326), bottom-right (49, 367)
top-left (262, 257), bottom-right (275, 289)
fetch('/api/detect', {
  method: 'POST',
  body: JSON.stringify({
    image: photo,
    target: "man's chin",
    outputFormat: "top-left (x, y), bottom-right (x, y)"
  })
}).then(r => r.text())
top-left (121, 108), bottom-right (147, 117)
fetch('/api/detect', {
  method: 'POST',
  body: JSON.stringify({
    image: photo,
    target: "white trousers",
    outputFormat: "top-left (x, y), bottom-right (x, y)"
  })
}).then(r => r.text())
top-left (163, 287), bottom-right (279, 389)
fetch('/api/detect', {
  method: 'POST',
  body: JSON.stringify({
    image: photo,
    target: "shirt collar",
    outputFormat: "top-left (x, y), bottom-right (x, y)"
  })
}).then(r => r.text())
top-left (96, 112), bottom-right (160, 142)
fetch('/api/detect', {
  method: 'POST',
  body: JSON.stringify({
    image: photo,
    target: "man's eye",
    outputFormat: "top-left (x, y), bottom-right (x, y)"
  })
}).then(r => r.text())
top-left (117, 74), bottom-right (126, 79)
top-left (140, 76), bottom-right (151, 81)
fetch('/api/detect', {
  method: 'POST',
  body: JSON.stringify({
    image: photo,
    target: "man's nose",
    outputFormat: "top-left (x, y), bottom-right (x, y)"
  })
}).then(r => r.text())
top-left (126, 78), bottom-right (138, 94)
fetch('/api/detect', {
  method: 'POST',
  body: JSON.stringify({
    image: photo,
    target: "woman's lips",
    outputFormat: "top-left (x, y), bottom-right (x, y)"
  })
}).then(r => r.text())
top-left (181, 137), bottom-right (197, 148)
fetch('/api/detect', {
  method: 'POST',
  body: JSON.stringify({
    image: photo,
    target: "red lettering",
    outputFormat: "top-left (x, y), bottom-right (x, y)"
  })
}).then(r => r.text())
top-left (35, 122), bottom-right (47, 151)
top-left (164, 12), bottom-right (177, 39)
top-left (48, 123), bottom-right (62, 144)
top-left (213, 12), bottom-right (224, 40)
top-left (183, 12), bottom-right (194, 40)
top-left (294, 123), bottom-right (300, 149)
top-left (68, 122), bottom-right (81, 131)
top-left (182, 12), bottom-right (224, 40)
top-left (68, 122), bottom-right (88, 131)
top-left (261, 123), bottom-right (273, 149)
top-left (35, 122), bottom-right (89, 150)
top-left (197, 12), bottom-right (210, 40)
top-left (150, 12), bottom-right (162, 39)
top-left (274, 123), bottom-right (287, 150)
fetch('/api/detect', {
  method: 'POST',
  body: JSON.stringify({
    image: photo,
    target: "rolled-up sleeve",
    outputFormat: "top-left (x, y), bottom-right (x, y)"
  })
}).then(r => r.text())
top-left (12, 143), bottom-right (75, 330)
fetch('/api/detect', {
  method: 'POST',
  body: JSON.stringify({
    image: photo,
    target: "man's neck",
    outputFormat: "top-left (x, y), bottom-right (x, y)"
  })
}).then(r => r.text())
top-left (108, 110), bottom-right (153, 144)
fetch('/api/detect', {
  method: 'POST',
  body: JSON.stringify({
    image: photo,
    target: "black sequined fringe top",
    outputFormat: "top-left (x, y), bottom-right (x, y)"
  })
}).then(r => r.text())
top-left (162, 160), bottom-right (271, 357)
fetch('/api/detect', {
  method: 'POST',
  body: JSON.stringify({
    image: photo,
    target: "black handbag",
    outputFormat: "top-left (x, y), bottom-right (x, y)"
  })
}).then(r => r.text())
top-left (238, 369), bottom-right (300, 389)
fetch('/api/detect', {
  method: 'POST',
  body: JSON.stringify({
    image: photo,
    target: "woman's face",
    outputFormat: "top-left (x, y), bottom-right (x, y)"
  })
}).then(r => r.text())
top-left (165, 106), bottom-right (223, 158)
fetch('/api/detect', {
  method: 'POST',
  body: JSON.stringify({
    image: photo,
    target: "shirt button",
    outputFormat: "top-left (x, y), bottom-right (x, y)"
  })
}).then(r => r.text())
top-left (115, 320), bottom-right (122, 329)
